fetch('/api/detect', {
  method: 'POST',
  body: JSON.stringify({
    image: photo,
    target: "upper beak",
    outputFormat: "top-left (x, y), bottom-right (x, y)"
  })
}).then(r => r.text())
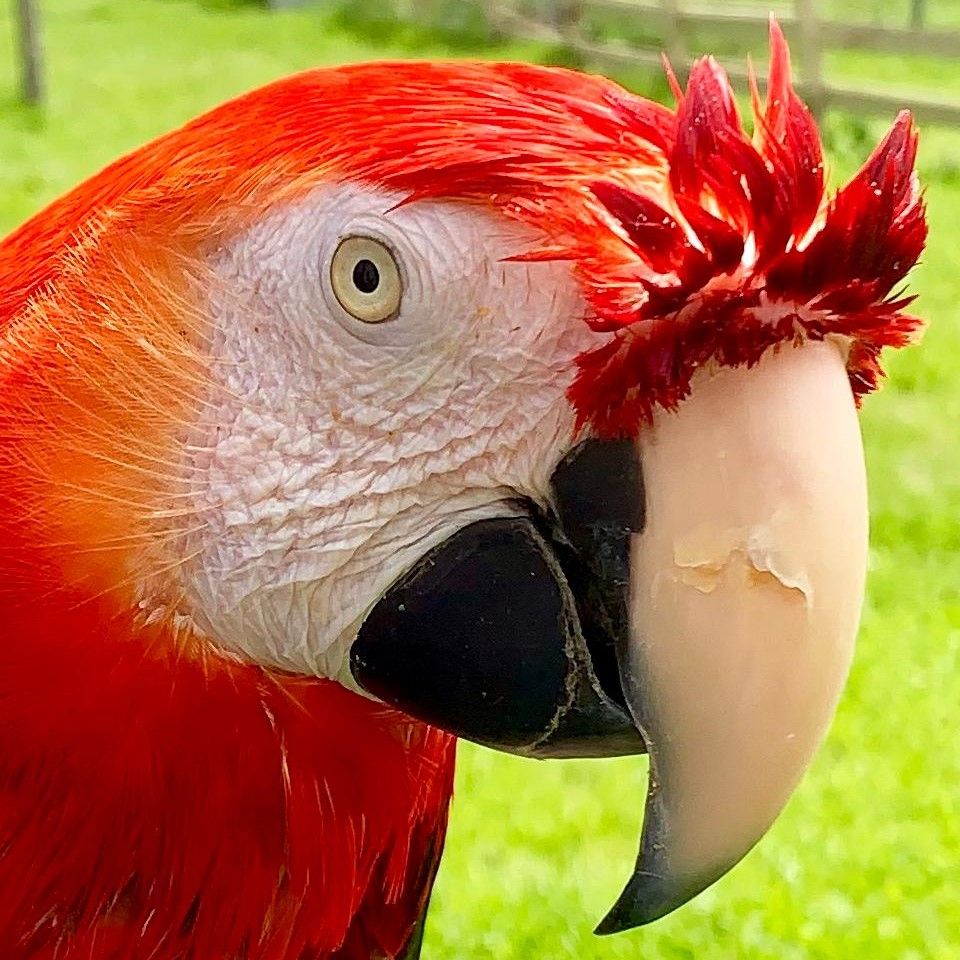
top-left (350, 339), bottom-right (868, 931)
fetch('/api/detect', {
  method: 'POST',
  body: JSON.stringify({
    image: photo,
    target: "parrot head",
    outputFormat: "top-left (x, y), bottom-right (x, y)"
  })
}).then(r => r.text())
top-left (0, 22), bottom-right (925, 941)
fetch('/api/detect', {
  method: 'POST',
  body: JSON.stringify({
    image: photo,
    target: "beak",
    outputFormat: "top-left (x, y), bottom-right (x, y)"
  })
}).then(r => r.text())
top-left (351, 339), bottom-right (868, 931)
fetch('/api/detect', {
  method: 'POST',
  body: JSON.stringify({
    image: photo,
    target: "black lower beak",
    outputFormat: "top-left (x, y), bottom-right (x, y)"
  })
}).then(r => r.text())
top-left (351, 439), bottom-right (646, 759)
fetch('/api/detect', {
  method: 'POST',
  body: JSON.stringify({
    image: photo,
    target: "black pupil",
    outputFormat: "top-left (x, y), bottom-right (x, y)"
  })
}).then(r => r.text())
top-left (352, 259), bottom-right (380, 294)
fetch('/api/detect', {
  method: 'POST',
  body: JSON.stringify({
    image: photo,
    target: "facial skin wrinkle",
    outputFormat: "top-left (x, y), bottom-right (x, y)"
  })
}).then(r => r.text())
top-left (179, 184), bottom-right (599, 675)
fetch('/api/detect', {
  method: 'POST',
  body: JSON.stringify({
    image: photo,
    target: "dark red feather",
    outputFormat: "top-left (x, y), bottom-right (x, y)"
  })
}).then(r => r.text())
top-left (571, 20), bottom-right (926, 434)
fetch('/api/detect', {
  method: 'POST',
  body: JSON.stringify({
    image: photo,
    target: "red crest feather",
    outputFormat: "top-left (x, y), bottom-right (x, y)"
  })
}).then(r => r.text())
top-left (563, 21), bottom-right (926, 433)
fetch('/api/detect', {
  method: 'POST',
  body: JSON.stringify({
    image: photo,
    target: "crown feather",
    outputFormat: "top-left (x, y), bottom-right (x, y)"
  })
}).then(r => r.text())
top-left (568, 20), bottom-right (926, 435)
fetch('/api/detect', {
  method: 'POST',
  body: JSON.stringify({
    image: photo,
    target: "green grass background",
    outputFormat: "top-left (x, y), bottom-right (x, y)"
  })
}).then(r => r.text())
top-left (3, 1), bottom-right (958, 956)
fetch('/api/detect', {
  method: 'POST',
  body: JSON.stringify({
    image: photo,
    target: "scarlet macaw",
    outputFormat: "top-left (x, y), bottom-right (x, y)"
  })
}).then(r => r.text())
top-left (0, 24), bottom-right (926, 960)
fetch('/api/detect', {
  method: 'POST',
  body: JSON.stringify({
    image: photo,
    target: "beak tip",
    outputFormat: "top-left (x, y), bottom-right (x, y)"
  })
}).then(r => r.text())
top-left (594, 871), bottom-right (682, 935)
top-left (593, 910), bottom-right (637, 937)
top-left (594, 860), bottom-right (722, 935)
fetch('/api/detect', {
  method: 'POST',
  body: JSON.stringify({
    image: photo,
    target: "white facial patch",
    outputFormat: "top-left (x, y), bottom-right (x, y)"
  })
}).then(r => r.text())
top-left (176, 184), bottom-right (598, 681)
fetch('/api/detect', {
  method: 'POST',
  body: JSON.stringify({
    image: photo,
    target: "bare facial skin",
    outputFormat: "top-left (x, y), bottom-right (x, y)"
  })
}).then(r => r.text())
top-left (181, 186), bottom-right (596, 680)
top-left (620, 340), bottom-right (868, 911)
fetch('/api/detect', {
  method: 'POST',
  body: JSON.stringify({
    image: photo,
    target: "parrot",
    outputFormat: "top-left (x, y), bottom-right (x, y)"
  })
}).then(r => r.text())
top-left (0, 21), bottom-right (926, 960)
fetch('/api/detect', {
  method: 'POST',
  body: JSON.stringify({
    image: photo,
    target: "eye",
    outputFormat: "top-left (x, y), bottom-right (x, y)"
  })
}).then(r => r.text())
top-left (330, 236), bottom-right (403, 323)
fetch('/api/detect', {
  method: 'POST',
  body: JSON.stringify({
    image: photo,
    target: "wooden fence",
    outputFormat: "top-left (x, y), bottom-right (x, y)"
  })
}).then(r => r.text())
top-left (487, 0), bottom-right (960, 125)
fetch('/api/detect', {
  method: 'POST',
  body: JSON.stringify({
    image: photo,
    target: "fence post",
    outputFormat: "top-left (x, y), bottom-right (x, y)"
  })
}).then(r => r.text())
top-left (659, 0), bottom-right (686, 72)
top-left (13, 0), bottom-right (42, 107)
top-left (794, 0), bottom-right (826, 121)
top-left (485, 0), bottom-right (509, 40)
top-left (543, 0), bottom-right (584, 35)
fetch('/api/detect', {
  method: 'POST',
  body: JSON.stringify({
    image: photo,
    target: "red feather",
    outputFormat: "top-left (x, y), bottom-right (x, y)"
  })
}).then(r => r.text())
top-left (0, 592), bottom-right (454, 959)
top-left (568, 21), bottom-right (925, 433)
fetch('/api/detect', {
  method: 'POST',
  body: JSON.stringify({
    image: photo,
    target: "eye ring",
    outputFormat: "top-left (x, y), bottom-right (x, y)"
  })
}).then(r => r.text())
top-left (330, 236), bottom-right (403, 324)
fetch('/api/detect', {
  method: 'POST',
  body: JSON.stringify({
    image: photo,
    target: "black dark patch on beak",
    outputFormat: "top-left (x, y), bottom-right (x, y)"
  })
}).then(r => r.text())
top-left (352, 514), bottom-right (639, 756)
top-left (353, 515), bottom-right (575, 749)
top-left (351, 440), bottom-right (646, 758)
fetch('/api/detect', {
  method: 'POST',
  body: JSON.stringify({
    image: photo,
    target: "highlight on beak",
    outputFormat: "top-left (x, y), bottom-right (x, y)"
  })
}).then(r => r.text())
top-left (600, 340), bottom-right (868, 931)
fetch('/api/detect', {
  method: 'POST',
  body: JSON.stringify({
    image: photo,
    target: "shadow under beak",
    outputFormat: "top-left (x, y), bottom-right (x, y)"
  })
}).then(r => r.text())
top-left (351, 340), bottom-right (868, 931)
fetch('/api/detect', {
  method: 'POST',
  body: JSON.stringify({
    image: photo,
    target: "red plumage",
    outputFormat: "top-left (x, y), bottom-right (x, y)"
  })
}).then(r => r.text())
top-left (0, 22), bottom-right (925, 958)
top-left (1, 590), bottom-right (453, 958)
top-left (565, 24), bottom-right (926, 432)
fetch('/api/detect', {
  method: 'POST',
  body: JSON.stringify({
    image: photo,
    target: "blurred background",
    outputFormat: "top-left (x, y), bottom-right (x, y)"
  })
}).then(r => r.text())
top-left (5, 1), bottom-right (959, 957)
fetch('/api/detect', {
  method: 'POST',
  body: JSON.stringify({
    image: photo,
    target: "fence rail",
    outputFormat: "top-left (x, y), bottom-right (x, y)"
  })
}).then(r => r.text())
top-left (488, 0), bottom-right (960, 125)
